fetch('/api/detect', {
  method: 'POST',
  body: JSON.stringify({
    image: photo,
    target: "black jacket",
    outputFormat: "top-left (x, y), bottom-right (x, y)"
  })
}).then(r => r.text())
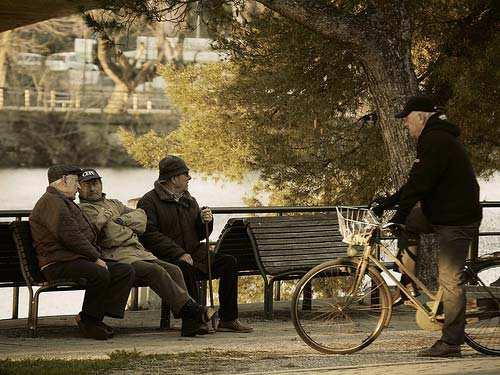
top-left (137, 181), bottom-right (213, 273)
top-left (392, 114), bottom-right (482, 226)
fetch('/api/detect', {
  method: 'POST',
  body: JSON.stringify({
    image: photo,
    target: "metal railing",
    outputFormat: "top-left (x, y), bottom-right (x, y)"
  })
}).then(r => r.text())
top-left (0, 87), bottom-right (172, 114)
top-left (1, 201), bottom-right (498, 319)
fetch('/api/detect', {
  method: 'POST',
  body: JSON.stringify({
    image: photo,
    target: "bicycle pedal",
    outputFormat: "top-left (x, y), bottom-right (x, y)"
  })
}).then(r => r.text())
top-left (403, 300), bottom-right (416, 307)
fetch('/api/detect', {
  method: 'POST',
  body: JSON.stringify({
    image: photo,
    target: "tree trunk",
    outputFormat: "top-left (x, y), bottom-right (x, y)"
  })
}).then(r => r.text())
top-left (105, 84), bottom-right (130, 114)
top-left (0, 31), bottom-right (12, 88)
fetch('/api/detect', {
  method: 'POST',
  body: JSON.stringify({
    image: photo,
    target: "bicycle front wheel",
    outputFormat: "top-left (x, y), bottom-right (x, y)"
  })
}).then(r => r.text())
top-left (291, 259), bottom-right (391, 354)
top-left (464, 257), bottom-right (500, 355)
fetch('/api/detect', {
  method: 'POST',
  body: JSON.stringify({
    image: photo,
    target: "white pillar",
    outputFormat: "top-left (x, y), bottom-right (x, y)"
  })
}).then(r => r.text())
top-left (132, 94), bottom-right (138, 111)
top-left (146, 100), bottom-right (152, 112)
top-left (50, 90), bottom-right (56, 108)
top-left (0, 88), bottom-right (3, 109)
top-left (24, 89), bottom-right (30, 109)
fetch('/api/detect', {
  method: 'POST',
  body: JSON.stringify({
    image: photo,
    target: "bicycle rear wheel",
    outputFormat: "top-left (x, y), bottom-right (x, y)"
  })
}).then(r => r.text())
top-left (291, 259), bottom-right (391, 354)
top-left (464, 257), bottom-right (500, 355)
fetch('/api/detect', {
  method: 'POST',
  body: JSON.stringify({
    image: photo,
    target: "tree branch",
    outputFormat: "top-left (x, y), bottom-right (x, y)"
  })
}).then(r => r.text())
top-left (255, 0), bottom-right (368, 47)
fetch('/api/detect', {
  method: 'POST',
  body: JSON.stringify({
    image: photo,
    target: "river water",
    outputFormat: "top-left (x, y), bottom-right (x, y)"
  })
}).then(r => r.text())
top-left (0, 168), bottom-right (498, 319)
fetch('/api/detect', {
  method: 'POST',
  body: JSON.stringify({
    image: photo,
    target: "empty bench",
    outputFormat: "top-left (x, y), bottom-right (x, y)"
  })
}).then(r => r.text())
top-left (4, 221), bottom-right (171, 337)
top-left (214, 214), bottom-right (347, 317)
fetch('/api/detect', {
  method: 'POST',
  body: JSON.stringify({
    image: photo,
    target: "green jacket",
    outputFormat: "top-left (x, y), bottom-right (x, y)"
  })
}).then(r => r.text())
top-left (79, 195), bottom-right (157, 264)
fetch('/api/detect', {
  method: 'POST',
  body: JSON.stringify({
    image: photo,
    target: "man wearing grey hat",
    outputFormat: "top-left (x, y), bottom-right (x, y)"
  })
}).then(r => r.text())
top-left (29, 165), bottom-right (135, 340)
top-left (78, 168), bottom-right (215, 337)
top-left (138, 155), bottom-right (253, 333)
top-left (371, 96), bottom-right (482, 357)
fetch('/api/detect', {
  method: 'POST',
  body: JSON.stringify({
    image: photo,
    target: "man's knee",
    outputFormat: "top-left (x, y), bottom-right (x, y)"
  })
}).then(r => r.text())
top-left (90, 265), bottom-right (111, 287)
top-left (112, 262), bottom-right (135, 279)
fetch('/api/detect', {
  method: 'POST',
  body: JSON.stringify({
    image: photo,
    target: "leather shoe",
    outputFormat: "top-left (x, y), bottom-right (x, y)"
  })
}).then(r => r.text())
top-left (197, 322), bottom-right (216, 335)
top-left (217, 319), bottom-right (253, 333)
top-left (181, 318), bottom-right (201, 337)
top-left (417, 340), bottom-right (461, 357)
top-left (96, 321), bottom-right (114, 337)
top-left (75, 315), bottom-right (109, 340)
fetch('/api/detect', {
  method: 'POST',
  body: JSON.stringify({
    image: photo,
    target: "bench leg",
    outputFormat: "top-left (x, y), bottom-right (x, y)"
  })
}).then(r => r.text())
top-left (26, 286), bottom-right (36, 337)
top-left (264, 281), bottom-right (274, 319)
top-left (160, 300), bottom-right (171, 330)
top-left (31, 288), bottom-right (43, 338)
top-left (275, 281), bottom-right (281, 301)
top-left (129, 287), bottom-right (139, 311)
top-left (302, 282), bottom-right (312, 311)
top-left (12, 287), bottom-right (19, 319)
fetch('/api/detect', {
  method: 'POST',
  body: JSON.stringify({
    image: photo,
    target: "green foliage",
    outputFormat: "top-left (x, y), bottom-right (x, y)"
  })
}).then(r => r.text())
top-left (420, 1), bottom-right (500, 175)
top-left (121, 13), bottom-right (390, 205)
top-left (119, 2), bottom-right (499, 205)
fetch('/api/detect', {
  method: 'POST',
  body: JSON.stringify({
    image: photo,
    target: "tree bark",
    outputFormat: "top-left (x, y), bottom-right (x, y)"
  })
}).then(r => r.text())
top-left (0, 31), bottom-right (12, 88)
top-left (257, 0), bottom-right (418, 185)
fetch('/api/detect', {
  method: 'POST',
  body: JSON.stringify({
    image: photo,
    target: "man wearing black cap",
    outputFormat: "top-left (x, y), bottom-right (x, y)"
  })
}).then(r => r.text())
top-left (78, 168), bottom-right (216, 337)
top-left (29, 165), bottom-right (135, 340)
top-left (138, 155), bottom-right (253, 333)
top-left (372, 96), bottom-right (482, 357)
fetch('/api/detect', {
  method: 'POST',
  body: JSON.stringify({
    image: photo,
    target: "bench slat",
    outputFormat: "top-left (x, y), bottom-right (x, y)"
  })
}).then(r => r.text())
top-left (249, 221), bottom-right (338, 229)
top-left (251, 231), bottom-right (341, 240)
top-left (253, 236), bottom-right (343, 245)
top-left (250, 227), bottom-right (338, 235)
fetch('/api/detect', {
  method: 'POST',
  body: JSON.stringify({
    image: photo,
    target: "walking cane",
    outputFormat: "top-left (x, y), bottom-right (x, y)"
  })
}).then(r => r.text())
top-left (205, 220), bottom-right (217, 330)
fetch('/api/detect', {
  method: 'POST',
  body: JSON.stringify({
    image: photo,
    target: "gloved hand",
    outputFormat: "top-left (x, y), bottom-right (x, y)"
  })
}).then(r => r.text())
top-left (369, 196), bottom-right (390, 217)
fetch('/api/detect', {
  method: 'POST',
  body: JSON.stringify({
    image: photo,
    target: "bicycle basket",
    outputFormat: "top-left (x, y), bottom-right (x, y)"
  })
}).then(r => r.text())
top-left (336, 207), bottom-right (379, 246)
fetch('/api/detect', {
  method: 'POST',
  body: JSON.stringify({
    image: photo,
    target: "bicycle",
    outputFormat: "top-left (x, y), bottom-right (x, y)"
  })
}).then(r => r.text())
top-left (291, 206), bottom-right (500, 355)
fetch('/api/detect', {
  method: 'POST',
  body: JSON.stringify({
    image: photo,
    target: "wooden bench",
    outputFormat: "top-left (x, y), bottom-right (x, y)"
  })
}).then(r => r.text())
top-left (5, 220), bottom-right (171, 337)
top-left (214, 214), bottom-right (347, 317)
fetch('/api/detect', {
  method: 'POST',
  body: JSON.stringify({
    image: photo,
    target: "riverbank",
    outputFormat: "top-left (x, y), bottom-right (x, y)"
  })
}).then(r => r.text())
top-left (1, 302), bottom-right (498, 374)
top-left (0, 110), bottom-right (178, 167)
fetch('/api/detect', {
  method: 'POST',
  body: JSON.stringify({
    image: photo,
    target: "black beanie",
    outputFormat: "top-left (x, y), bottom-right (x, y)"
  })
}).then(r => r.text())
top-left (158, 155), bottom-right (189, 181)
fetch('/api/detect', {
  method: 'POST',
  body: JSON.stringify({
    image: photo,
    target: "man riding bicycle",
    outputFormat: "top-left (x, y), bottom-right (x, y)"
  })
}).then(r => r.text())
top-left (372, 96), bottom-right (482, 357)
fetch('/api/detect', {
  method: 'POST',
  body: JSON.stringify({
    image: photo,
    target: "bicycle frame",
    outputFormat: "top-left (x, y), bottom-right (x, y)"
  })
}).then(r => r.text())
top-left (353, 231), bottom-right (445, 321)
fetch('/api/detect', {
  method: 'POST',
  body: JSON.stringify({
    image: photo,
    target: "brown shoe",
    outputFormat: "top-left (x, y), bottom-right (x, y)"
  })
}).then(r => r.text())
top-left (75, 315), bottom-right (109, 340)
top-left (217, 319), bottom-right (253, 333)
top-left (417, 340), bottom-right (461, 357)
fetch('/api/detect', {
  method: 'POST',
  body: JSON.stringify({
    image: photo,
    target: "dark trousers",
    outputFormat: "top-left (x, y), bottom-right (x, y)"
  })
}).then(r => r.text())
top-left (403, 206), bottom-right (480, 345)
top-left (173, 254), bottom-right (238, 322)
top-left (42, 259), bottom-right (135, 321)
top-left (132, 259), bottom-right (190, 316)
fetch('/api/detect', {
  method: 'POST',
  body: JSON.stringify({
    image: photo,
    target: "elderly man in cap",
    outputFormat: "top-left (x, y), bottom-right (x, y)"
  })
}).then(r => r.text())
top-left (29, 165), bottom-right (135, 340)
top-left (371, 96), bottom-right (482, 357)
top-left (78, 168), bottom-right (215, 337)
top-left (138, 155), bottom-right (253, 333)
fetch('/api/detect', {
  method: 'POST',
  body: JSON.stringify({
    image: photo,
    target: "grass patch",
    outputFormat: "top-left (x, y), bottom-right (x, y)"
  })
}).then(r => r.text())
top-left (0, 349), bottom-right (267, 375)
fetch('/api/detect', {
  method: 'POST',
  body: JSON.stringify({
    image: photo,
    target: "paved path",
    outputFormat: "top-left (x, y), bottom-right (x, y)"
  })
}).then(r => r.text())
top-left (1, 305), bottom-right (498, 374)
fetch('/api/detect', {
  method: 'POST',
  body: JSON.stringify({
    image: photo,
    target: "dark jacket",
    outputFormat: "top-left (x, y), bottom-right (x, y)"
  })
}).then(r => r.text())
top-left (137, 181), bottom-right (213, 273)
top-left (392, 114), bottom-right (482, 226)
top-left (29, 186), bottom-right (101, 268)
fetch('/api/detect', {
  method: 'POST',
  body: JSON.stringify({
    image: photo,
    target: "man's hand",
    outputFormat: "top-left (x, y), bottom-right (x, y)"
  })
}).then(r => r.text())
top-left (95, 258), bottom-right (108, 269)
top-left (96, 209), bottom-right (114, 227)
top-left (369, 196), bottom-right (389, 217)
top-left (382, 222), bottom-right (405, 237)
top-left (179, 253), bottom-right (194, 265)
top-left (200, 207), bottom-right (213, 223)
